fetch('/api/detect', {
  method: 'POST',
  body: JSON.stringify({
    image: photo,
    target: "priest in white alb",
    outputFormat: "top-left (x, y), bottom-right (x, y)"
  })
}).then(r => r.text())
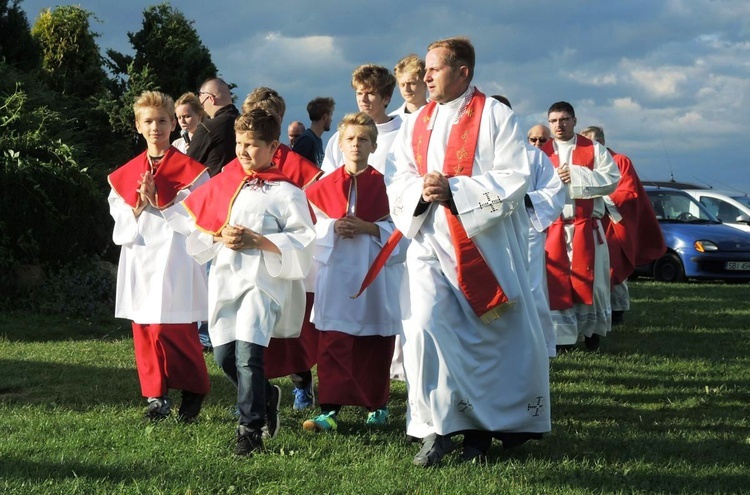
top-left (385, 37), bottom-right (551, 467)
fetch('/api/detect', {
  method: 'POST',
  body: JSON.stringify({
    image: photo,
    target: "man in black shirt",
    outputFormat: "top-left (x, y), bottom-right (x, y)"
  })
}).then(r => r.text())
top-left (189, 78), bottom-right (240, 176)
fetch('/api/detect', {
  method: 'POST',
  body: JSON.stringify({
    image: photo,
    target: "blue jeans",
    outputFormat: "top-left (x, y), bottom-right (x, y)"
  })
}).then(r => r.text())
top-left (214, 340), bottom-right (271, 430)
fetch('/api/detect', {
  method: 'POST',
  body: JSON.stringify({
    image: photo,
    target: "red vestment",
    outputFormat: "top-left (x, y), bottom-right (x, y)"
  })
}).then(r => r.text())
top-left (541, 135), bottom-right (597, 310)
top-left (108, 146), bottom-right (206, 209)
top-left (304, 165), bottom-right (395, 409)
top-left (274, 143), bottom-right (323, 190)
top-left (601, 149), bottom-right (666, 285)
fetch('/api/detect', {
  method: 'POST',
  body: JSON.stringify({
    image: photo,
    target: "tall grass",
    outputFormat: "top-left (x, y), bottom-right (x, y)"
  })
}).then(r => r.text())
top-left (1, 281), bottom-right (748, 494)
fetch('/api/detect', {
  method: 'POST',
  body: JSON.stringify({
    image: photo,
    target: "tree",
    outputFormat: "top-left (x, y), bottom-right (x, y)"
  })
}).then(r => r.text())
top-left (0, 0), bottom-right (40, 72)
top-left (30, 5), bottom-right (107, 98)
top-left (107, 3), bottom-right (217, 100)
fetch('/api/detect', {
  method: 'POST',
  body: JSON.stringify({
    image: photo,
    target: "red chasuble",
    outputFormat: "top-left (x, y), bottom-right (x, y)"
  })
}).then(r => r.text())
top-left (182, 160), bottom-right (298, 235)
top-left (275, 144), bottom-right (323, 190)
top-left (108, 147), bottom-right (207, 209)
top-left (412, 89), bottom-right (509, 323)
top-left (601, 150), bottom-right (666, 285)
top-left (305, 165), bottom-right (390, 222)
top-left (541, 135), bottom-right (597, 310)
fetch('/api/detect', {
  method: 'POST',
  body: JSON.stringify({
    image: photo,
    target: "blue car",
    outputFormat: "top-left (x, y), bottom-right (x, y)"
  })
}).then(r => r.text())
top-left (635, 187), bottom-right (750, 282)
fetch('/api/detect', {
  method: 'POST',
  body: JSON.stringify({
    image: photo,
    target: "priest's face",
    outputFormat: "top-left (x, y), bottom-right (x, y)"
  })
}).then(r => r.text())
top-left (397, 72), bottom-right (428, 106)
top-left (548, 111), bottom-right (577, 141)
top-left (235, 131), bottom-right (279, 173)
top-left (424, 47), bottom-right (469, 103)
top-left (355, 86), bottom-right (390, 122)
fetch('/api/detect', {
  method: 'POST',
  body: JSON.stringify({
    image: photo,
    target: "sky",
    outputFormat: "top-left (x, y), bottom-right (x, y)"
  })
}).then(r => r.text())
top-left (20, 0), bottom-right (750, 193)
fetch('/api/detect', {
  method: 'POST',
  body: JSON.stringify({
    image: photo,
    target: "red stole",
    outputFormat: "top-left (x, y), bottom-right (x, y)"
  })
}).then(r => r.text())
top-left (412, 90), bottom-right (509, 323)
top-left (541, 134), bottom-right (596, 310)
top-left (182, 160), bottom-right (297, 235)
top-left (305, 166), bottom-right (390, 222)
top-left (602, 150), bottom-right (666, 285)
top-left (108, 147), bottom-right (207, 209)
top-left (275, 144), bottom-right (323, 190)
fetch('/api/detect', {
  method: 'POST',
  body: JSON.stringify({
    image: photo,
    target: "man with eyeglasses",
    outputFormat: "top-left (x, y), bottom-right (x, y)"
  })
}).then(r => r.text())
top-left (188, 78), bottom-right (240, 177)
top-left (540, 101), bottom-right (620, 352)
top-left (527, 125), bottom-right (551, 148)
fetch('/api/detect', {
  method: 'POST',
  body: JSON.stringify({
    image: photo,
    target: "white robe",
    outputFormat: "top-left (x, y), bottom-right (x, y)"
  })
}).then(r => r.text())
top-left (321, 115), bottom-right (403, 177)
top-left (525, 145), bottom-right (565, 357)
top-left (549, 136), bottom-right (620, 345)
top-left (386, 87), bottom-right (551, 438)
top-left (109, 174), bottom-right (209, 324)
top-left (309, 202), bottom-right (405, 337)
top-left (166, 180), bottom-right (315, 348)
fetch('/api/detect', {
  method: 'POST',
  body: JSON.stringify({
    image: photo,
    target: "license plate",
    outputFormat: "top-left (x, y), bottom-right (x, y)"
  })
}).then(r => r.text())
top-left (726, 261), bottom-right (750, 270)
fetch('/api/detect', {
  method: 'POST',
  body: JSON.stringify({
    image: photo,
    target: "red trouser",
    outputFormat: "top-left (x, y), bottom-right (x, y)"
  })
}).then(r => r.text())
top-left (132, 322), bottom-right (210, 398)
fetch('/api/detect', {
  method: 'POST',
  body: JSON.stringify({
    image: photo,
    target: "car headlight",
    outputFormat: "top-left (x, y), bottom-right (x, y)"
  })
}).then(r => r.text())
top-left (694, 240), bottom-right (719, 252)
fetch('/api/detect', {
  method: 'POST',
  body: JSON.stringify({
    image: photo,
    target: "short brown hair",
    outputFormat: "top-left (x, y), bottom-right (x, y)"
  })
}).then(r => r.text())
top-left (351, 64), bottom-right (397, 101)
top-left (427, 36), bottom-right (475, 81)
top-left (307, 97), bottom-right (335, 121)
top-left (133, 90), bottom-right (175, 122)
top-left (394, 54), bottom-right (425, 80)
top-left (234, 108), bottom-right (281, 143)
top-left (337, 112), bottom-right (378, 145)
top-left (242, 87), bottom-right (286, 120)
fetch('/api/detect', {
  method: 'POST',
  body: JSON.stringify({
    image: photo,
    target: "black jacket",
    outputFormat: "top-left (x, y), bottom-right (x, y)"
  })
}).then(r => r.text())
top-left (187, 104), bottom-right (240, 176)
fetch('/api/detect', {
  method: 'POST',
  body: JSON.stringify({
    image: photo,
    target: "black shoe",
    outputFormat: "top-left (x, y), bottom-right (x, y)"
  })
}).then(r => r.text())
top-left (178, 390), bottom-right (204, 423)
top-left (413, 434), bottom-right (455, 467)
top-left (144, 397), bottom-right (171, 421)
top-left (611, 310), bottom-right (624, 326)
top-left (556, 344), bottom-right (576, 354)
top-left (460, 445), bottom-right (489, 464)
top-left (262, 385), bottom-right (281, 439)
top-left (235, 425), bottom-right (263, 456)
top-left (584, 334), bottom-right (600, 351)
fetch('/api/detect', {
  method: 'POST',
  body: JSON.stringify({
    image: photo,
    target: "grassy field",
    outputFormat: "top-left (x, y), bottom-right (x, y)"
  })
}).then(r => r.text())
top-left (1, 280), bottom-right (749, 494)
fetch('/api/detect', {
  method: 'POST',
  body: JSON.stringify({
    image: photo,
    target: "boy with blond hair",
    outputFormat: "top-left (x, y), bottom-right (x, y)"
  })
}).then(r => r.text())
top-left (391, 54), bottom-right (428, 118)
top-left (107, 90), bottom-right (210, 422)
top-left (302, 112), bottom-right (405, 432)
top-left (171, 108), bottom-right (316, 456)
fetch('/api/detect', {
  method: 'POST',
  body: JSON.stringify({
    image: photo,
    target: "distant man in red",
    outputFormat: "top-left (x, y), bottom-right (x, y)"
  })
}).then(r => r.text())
top-left (541, 102), bottom-right (620, 352)
top-left (580, 126), bottom-right (666, 325)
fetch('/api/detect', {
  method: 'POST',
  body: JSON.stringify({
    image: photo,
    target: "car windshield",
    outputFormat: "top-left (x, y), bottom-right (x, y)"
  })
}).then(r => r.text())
top-left (647, 190), bottom-right (720, 224)
top-left (731, 195), bottom-right (750, 208)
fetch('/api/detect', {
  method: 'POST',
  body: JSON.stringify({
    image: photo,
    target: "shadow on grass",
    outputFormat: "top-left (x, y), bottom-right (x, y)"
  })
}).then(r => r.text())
top-left (0, 312), bottom-right (131, 343)
top-left (0, 455), bottom-right (157, 487)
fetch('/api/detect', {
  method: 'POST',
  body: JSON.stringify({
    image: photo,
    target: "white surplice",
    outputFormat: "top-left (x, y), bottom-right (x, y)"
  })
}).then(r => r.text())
top-left (109, 173), bottom-right (209, 324)
top-left (321, 115), bottom-right (403, 176)
top-left (385, 87), bottom-right (551, 438)
top-left (525, 145), bottom-right (565, 357)
top-left (309, 204), bottom-right (405, 337)
top-left (166, 180), bottom-right (315, 348)
top-left (549, 136), bottom-right (620, 345)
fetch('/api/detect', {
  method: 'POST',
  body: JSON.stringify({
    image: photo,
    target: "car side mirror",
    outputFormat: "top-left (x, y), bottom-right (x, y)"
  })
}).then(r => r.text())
top-left (736, 214), bottom-right (750, 224)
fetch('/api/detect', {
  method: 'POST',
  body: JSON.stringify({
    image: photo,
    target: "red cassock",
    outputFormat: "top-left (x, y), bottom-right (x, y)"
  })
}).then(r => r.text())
top-left (600, 150), bottom-right (666, 286)
top-left (303, 166), bottom-right (395, 409)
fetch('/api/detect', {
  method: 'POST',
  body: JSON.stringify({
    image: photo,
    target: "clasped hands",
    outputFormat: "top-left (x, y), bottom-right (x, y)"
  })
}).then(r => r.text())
top-left (421, 171), bottom-right (451, 203)
top-left (334, 216), bottom-right (376, 239)
top-left (220, 224), bottom-right (264, 251)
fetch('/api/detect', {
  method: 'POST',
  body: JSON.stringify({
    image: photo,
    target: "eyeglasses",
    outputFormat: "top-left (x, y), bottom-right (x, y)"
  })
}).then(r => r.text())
top-left (548, 117), bottom-right (572, 125)
top-left (198, 91), bottom-right (215, 97)
top-left (528, 137), bottom-right (548, 144)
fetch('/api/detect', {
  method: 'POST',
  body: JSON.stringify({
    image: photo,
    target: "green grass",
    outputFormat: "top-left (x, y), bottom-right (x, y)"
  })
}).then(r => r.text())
top-left (1, 281), bottom-right (749, 494)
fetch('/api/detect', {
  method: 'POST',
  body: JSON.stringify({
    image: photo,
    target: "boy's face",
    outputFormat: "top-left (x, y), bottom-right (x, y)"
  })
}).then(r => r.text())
top-left (176, 103), bottom-right (200, 134)
top-left (339, 124), bottom-right (376, 168)
top-left (397, 72), bottom-right (427, 105)
top-left (236, 131), bottom-right (279, 173)
top-left (355, 85), bottom-right (389, 120)
top-left (135, 107), bottom-right (175, 148)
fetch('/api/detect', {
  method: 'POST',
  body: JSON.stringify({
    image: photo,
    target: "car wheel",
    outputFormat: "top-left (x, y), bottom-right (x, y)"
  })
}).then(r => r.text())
top-left (653, 253), bottom-right (686, 283)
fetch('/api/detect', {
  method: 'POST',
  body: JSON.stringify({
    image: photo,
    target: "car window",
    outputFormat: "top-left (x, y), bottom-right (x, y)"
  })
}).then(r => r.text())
top-left (648, 190), bottom-right (717, 222)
